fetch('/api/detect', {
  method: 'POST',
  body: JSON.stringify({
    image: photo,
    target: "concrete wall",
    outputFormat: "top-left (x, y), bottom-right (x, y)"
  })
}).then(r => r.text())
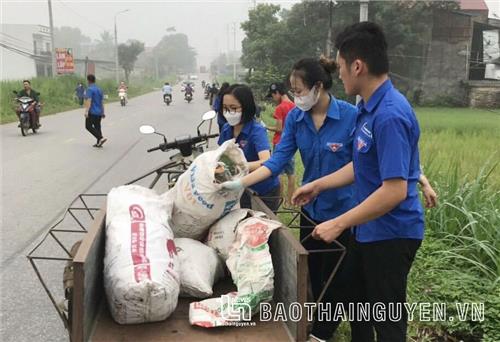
top-left (467, 81), bottom-right (500, 108)
top-left (421, 11), bottom-right (473, 105)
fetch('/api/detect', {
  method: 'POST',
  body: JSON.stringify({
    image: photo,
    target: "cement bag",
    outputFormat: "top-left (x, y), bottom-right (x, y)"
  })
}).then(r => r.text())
top-left (104, 185), bottom-right (180, 325)
top-left (205, 209), bottom-right (267, 261)
top-left (189, 216), bottom-right (281, 328)
top-left (168, 139), bottom-right (248, 240)
top-left (226, 216), bottom-right (281, 314)
top-left (175, 238), bottom-right (224, 298)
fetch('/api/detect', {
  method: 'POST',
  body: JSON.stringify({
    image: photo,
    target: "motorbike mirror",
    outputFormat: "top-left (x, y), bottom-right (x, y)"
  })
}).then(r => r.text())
top-left (12, 90), bottom-right (18, 95)
top-left (139, 125), bottom-right (155, 135)
top-left (202, 110), bottom-right (217, 121)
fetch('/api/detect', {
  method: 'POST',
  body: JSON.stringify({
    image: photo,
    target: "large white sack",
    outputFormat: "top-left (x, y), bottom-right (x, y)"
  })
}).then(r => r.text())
top-left (104, 185), bottom-right (180, 325)
top-left (167, 139), bottom-right (248, 240)
top-left (175, 238), bottom-right (224, 298)
top-left (205, 209), bottom-right (267, 261)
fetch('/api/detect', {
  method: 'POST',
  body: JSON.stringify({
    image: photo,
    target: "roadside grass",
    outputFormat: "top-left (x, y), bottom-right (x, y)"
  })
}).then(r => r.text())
top-left (259, 104), bottom-right (500, 342)
top-left (0, 75), bottom-right (172, 124)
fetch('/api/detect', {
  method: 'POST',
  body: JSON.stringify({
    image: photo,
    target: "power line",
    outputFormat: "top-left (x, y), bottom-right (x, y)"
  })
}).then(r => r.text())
top-left (54, 0), bottom-right (109, 32)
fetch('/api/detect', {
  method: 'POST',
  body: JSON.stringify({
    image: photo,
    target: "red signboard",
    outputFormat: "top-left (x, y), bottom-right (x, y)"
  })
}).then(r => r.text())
top-left (55, 48), bottom-right (75, 74)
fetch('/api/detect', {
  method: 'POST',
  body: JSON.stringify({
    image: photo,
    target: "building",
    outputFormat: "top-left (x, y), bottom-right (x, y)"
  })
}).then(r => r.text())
top-left (0, 24), bottom-right (53, 80)
top-left (420, 0), bottom-right (500, 108)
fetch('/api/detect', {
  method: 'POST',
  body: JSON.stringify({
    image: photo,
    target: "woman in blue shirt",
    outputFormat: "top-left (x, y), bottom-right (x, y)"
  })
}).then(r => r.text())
top-left (218, 84), bottom-right (281, 212)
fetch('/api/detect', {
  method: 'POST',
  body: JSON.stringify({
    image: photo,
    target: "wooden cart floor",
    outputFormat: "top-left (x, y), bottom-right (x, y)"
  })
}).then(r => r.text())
top-left (91, 279), bottom-right (293, 342)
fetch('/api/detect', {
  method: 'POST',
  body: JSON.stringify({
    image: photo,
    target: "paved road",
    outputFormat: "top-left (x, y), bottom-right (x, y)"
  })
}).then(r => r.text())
top-left (0, 78), bottom-right (215, 341)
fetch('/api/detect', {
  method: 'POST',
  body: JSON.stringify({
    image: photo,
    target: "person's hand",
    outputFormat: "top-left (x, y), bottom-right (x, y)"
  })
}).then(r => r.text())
top-left (421, 183), bottom-right (438, 208)
top-left (84, 112), bottom-right (89, 118)
top-left (102, 114), bottom-right (106, 119)
top-left (312, 218), bottom-right (347, 243)
top-left (220, 179), bottom-right (244, 191)
top-left (291, 182), bottom-right (319, 207)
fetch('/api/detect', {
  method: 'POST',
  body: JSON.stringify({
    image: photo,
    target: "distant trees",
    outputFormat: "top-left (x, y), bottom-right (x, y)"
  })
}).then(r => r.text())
top-left (118, 40), bottom-right (145, 82)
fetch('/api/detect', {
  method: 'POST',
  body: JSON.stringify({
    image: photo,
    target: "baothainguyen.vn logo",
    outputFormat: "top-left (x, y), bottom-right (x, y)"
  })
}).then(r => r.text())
top-left (257, 302), bottom-right (485, 323)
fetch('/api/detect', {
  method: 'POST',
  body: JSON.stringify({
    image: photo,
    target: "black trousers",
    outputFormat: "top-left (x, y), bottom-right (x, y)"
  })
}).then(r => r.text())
top-left (240, 186), bottom-right (281, 213)
top-left (299, 211), bottom-right (351, 339)
top-left (85, 115), bottom-right (103, 143)
top-left (332, 234), bottom-right (421, 342)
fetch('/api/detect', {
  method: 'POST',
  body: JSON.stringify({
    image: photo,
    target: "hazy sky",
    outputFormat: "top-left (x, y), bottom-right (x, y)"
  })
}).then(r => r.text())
top-left (2, 0), bottom-right (499, 66)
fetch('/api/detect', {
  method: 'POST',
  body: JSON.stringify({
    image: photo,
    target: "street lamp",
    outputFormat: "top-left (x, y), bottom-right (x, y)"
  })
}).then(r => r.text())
top-left (114, 9), bottom-right (130, 84)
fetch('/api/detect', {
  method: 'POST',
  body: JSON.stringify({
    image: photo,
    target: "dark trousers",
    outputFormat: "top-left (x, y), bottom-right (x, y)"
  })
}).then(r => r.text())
top-left (78, 97), bottom-right (84, 106)
top-left (85, 115), bottom-right (103, 143)
top-left (338, 235), bottom-right (421, 342)
top-left (300, 211), bottom-right (351, 339)
top-left (240, 186), bottom-right (281, 213)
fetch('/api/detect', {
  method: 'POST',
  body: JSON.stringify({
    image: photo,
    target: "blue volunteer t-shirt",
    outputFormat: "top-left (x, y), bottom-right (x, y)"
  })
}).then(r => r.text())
top-left (218, 120), bottom-right (280, 195)
top-left (264, 95), bottom-right (358, 222)
top-left (353, 79), bottom-right (424, 242)
top-left (85, 84), bottom-right (104, 116)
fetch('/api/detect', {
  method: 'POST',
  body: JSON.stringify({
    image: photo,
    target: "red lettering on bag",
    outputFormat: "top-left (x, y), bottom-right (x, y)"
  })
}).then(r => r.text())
top-left (129, 204), bottom-right (151, 282)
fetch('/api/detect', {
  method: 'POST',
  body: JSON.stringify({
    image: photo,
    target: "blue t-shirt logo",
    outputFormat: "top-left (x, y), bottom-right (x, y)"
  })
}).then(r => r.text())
top-left (327, 142), bottom-right (343, 152)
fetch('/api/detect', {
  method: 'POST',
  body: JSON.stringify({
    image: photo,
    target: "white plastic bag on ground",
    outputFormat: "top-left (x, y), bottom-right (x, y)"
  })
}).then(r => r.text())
top-left (166, 140), bottom-right (248, 240)
top-left (189, 216), bottom-right (281, 327)
top-left (104, 185), bottom-right (180, 325)
top-left (175, 238), bottom-right (224, 298)
top-left (205, 209), bottom-right (267, 260)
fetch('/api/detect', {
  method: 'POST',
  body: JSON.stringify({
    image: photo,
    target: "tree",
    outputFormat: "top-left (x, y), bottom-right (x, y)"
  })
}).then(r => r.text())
top-left (89, 31), bottom-right (114, 61)
top-left (118, 40), bottom-right (145, 82)
top-left (153, 33), bottom-right (197, 75)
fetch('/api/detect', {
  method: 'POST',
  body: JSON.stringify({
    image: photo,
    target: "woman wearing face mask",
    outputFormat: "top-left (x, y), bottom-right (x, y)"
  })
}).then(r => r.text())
top-left (218, 84), bottom-right (281, 212)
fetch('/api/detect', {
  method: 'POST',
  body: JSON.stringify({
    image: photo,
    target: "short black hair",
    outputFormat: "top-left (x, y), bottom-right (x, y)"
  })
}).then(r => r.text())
top-left (224, 84), bottom-right (256, 124)
top-left (217, 82), bottom-right (230, 97)
top-left (288, 56), bottom-right (337, 90)
top-left (335, 22), bottom-right (389, 76)
top-left (87, 74), bottom-right (96, 83)
top-left (23, 80), bottom-right (31, 85)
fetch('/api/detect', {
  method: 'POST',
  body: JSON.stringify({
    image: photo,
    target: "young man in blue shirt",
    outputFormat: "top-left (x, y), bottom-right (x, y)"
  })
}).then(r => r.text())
top-left (293, 22), bottom-right (424, 341)
top-left (84, 74), bottom-right (107, 148)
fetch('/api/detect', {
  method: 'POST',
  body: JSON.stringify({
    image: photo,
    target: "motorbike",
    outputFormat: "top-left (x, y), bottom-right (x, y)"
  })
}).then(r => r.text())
top-left (13, 91), bottom-right (39, 136)
top-left (118, 89), bottom-right (127, 106)
top-left (163, 94), bottom-right (172, 106)
top-left (184, 92), bottom-right (193, 104)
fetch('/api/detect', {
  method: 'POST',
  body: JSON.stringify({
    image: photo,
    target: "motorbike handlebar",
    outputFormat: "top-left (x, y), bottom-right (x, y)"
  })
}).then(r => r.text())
top-left (147, 133), bottom-right (219, 153)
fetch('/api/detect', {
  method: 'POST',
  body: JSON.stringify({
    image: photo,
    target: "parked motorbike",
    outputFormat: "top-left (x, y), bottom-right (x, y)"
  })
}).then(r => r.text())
top-left (118, 90), bottom-right (127, 106)
top-left (13, 90), bottom-right (39, 136)
top-left (163, 94), bottom-right (172, 106)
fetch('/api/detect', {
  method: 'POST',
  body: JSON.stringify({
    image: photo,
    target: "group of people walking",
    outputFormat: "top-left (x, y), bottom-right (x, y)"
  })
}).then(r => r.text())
top-left (215, 22), bottom-right (437, 342)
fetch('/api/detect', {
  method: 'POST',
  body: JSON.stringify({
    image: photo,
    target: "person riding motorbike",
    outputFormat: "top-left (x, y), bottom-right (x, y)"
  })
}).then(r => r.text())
top-left (15, 80), bottom-right (41, 128)
top-left (201, 80), bottom-right (206, 89)
top-left (184, 83), bottom-right (194, 100)
top-left (118, 81), bottom-right (128, 101)
top-left (162, 82), bottom-right (173, 102)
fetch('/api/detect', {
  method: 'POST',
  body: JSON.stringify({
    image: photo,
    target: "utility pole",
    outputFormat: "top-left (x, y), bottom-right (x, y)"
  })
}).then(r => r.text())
top-left (47, 0), bottom-right (56, 77)
top-left (114, 9), bottom-right (130, 84)
top-left (360, 0), bottom-right (369, 22)
top-left (325, 0), bottom-right (336, 58)
top-left (233, 22), bottom-right (237, 81)
top-left (357, 0), bottom-right (369, 104)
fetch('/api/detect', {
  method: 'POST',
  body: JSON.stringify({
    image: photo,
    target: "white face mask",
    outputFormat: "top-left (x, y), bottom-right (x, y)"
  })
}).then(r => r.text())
top-left (223, 111), bottom-right (242, 126)
top-left (294, 86), bottom-right (320, 111)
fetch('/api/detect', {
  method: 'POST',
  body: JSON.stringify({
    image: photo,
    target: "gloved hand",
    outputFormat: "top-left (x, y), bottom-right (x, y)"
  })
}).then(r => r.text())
top-left (220, 179), bottom-right (244, 191)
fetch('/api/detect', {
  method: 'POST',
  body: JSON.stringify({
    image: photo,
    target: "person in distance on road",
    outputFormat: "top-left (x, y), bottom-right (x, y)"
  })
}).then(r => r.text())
top-left (84, 74), bottom-right (107, 148)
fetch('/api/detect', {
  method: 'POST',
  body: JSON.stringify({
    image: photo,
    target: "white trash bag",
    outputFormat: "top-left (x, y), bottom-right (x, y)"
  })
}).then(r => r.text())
top-left (205, 209), bottom-right (267, 261)
top-left (175, 238), bottom-right (224, 298)
top-left (104, 185), bottom-right (180, 325)
top-left (167, 139), bottom-right (248, 240)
